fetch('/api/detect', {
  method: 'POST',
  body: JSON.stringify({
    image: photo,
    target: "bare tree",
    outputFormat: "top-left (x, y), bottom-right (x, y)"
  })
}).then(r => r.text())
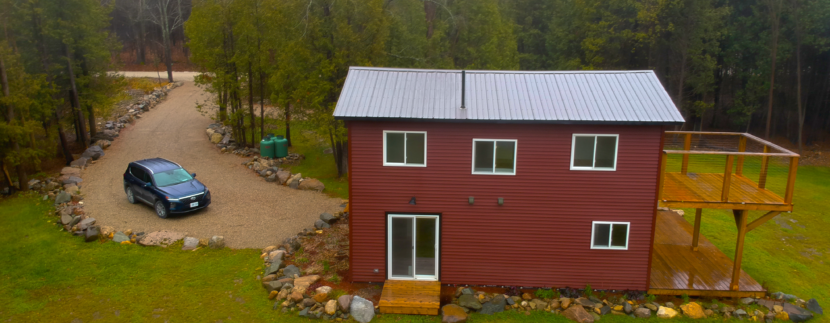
top-left (147, 0), bottom-right (187, 82)
top-left (115, 0), bottom-right (148, 64)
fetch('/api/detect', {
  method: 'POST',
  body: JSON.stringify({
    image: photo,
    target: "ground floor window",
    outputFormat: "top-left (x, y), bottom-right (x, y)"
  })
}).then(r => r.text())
top-left (387, 214), bottom-right (439, 280)
top-left (591, 221), bottom-right (629, 249)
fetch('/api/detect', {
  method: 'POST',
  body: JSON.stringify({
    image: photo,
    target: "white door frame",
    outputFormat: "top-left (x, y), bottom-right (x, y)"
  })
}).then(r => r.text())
top-left (387, 214), bottom-right (440, 281)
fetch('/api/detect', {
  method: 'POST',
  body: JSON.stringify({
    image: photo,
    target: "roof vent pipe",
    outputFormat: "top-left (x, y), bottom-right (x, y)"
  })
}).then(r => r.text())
top-left (460, 70), bottom-right (466, 109)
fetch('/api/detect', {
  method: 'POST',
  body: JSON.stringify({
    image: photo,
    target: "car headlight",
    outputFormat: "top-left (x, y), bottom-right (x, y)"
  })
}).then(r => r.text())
top-left (166, 196), bottom-right (179, 202)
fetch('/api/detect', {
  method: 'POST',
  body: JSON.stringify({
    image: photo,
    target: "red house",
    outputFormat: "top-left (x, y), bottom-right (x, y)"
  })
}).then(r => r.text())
top-left (334, 67), bottom-right (799, 314)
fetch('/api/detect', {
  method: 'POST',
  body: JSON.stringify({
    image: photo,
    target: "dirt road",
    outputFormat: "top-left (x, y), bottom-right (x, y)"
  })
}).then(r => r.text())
top-left (81, 72), bottom-right (343, 249)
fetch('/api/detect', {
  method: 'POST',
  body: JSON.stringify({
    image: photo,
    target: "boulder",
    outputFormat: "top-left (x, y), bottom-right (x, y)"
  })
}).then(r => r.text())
top-left (657, 306), bottom-right (678, 319)
top-left (182, 237), bottom-right (199, 250)
top-left (276, 170), bottom-right (291, 184)
top-left (301, 298), bottom-right (317, 308)
top-left (265, 174), bottom-right (277, 182)
top-left (680, 302), bottom-right (705, 319)
top-left (286, 173), bottom-right (302, 188)
top-left (442, 304), bottom-right (468, 323)
top-left (314, 219), bottom-right (331, 230)
top-left (78, 218), bottom-right (96, 231)
top-left (783, 303), bottom-right (813, 322)
top-left (634, 307), bottom-right (651, 318)
top-left (480, 294), bottom-right (506, 315)
top-left (262, 274), bottom-right (278, 283)
top-left (263, 281), bottom-right (283, 293)
top-left (137, 230), bottom-right (186, 246)
top-left (283, 265), bottom-right (301, 278)
top-left (113, 232), bottom-right (130, 243)
top-left (316, 286), bottom-right (333, 295)
top-left (81, 145), bottom-right (105, 160)
top-left (63, 184), bottom-right (80, 195)
top-left (55, 191), bottom-right (72, 204)
top-left (268, 250), bottom-right (286, 263)
top-left (320, 212), bottom-right (336, 224)
top-left (563, 305), bottom-right (594, 323)
top-left (299, 178), bottom-right (325, 192)
top-left (70, 157), bottom-right (90, 167)
top-left (338, 295), bottom-right (353, 313)
top-left (61, 167), bottom-right (81, 176)
top-left (289, 291), bottom-right (304, 303)
top-left (576, 298), bottom-right (595, 308)
top-left (806, 298), bottom-right (823, 315)
top-left (265, 259), bottom-right (285, 276)
top-left (61, 176), bottom-right (83, 185)
top-left (623, 301), bottom-right (632, 314)
top-left (292, 275), bottom-right (321, 294)
top-left (61, 214), bottom-right (74, 225)
top-left (350, 296), bottom-right (374, 323)
top-left (560, 298), bottom-right (572, 309)
top-left (458, 294), bottom-right (481, 311)
top-left (95, 140), bottom-right (112, 149)
top-left (84, 225), bottom-right (100, 242)
top-left (531, 299), bottom-right (547, 310)
top-left (741, 298), bottom-right (756, 305)
top-left (313, 292), bottom-right (328, 303)
top-left (325, 300), bottom-right (338, 315)
top-left (210, 132), bottom-right (223, 144)
top-left (208, 236), bottom-right (225, 249)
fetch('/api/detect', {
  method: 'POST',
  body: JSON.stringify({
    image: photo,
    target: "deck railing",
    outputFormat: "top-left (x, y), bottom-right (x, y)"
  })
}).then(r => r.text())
top-left (658, 131), bottom-right (799, 211)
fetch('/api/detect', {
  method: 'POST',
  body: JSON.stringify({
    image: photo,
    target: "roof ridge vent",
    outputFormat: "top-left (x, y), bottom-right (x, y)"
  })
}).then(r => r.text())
top-left (460, 70), bottom-right (466, 109)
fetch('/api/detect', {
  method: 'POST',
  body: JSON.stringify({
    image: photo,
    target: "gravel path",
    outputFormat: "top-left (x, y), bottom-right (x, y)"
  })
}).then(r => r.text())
top-left (81, 72), bottom-right (343, 249)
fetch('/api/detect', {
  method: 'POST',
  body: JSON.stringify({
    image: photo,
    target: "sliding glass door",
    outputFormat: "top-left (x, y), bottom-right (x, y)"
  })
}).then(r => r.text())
top-left (387, 214), bottom-right (439, 280)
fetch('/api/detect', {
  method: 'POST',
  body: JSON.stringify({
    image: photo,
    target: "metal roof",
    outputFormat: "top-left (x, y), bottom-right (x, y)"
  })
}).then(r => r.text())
top-left (333, 67), bottom-right (685, 125)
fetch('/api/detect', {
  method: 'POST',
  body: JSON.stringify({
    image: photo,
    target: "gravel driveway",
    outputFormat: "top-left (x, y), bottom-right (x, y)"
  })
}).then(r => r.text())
top-left (81, 72), bottom-right (343, 249)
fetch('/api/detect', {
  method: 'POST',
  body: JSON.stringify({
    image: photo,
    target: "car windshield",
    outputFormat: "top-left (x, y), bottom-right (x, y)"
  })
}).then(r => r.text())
top-left (153, 168), bottom-right (193, 187)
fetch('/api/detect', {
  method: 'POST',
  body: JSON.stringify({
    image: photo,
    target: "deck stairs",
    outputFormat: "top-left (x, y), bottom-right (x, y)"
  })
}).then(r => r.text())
top-left (379, 280), bottom-right (441, 315)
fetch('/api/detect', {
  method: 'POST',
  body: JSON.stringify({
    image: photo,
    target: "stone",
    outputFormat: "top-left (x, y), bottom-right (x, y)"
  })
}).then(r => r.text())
top-left (442, 304), bottom-right (468, 323)
top-left (522, 293), bottom-right (533, 300)
top-left (576, 297), bottom-right (595, 308)
top-left (480, 295), bottom-right (506, 315)
top-left (806, 298), bottom-right (823, 315)
top-left (292, 275), bottom-right (321, 294)
top-left (210, 132), bottom-right (223, 143)
top-left (338, 295), bottom-right (353, 313)
top-left (81, 145), bottom-right (105, 160)
top-left (60, 175), bottom-right (82, 185)
top-left (283, 265), bottom-right (301, 278)
top-left (61, 214), bottom-right (74, 226)
top-left (704, 309), bottom-right (714, 317)
top-left (314, 219), bottom-right (331, 230)
top-left (265, 174), bottom-right (277, 182)
top-left (268, 290), bottom-right (279, 300)
top-left (277, 170), bottom-right (291, 184)
top-left (531, 299), bottom-right (547, 310)
top-left (563, 304), bottom-right (594, 323)
top-left (560, 298), bottom-right (572, 309)
top-left (645, 303), bottom-right (658, 311)
top-left (350, 296), bottom-right (374, 323)
top-left (63, 184), bottom-right (80, 195)
top-left (302, 298), bottom-right (316, 308)
top-left (634, 308), bottom-right (651, 318)
top-left (299, 178), bottom-right (325, 192)
top-left (137, 230), bottom-right (186, 246)
top-left (287, 173), bottom-right (302, 187)
top-left (325, 300), bottom-right (338, 315)
top-left (783, 303), bottom-right (813, 322)
top-left (277, 289), bottom-right (290, 300)
top-left (265, 259), bottom-right (285, 276)
top-left (208, 236), bottom-right (225, 249)
top-left (177, 236), bottom-right (198, 250)
top-left (735, 309), bottom-right (748, 317)
top-left (458, 294), bottom-right (481, 311)
top-left (263, 280), bottom-right (283, 293)
top-left (95, 140), bottom-right (112, 149)
top-left (741, 297), bottom-right (756, 305)
top-left (599, 306), bottom-right (611, 315)
top-left (113, 232), bottom-right (130, 243)
top-left (70, 157), bottom-right (90, 167)
top-left (316, 286), bottom-right (333, 295)
top-left (61, 167), bottom-right (81, 176)
top-left (84, 225), bottom-right (100, 242)
top-left (657, 306), bottom-right (678, 319)
top-left (664, 302), bottom-right (675, 309)
top-left (55, 191), bottom-right (72, 204)
top-left (320, 213), bottom-right (336, 224)
top-left (78, 217), bottom-right (96, 230)
top-left (680, 302), bottom-right (705, 319)
top-left (314, 293), bottom-right (328, 303)
top-left (623, 301), bottom-right (632, 314)
top-left (774, 305), bottom-right (784, 313)
top-left (289, 291), bottom-right (304, 303)
top-left (550, 299), bottom-right (561, 310)
top-left (776, 311), bottom-right (789, 321)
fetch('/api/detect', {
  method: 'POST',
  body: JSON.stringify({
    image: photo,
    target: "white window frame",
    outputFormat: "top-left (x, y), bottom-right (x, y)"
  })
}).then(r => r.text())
top-left (590, 221), bottom-right (630, 250)
top-left (387, 214), bottom-right (440, 281)
top-left (383, 130), bottom-right (427, 167)
top-left (570, 134), bottom-right (619, 171)
top-left (471, 139), bottom-right (518, 175)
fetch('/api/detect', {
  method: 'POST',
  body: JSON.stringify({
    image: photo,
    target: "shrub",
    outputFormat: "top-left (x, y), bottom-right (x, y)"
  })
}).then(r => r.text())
top-left (535, 288), bottom-right (555, 299)
top-left (584, 284), bottom-right (593, 298)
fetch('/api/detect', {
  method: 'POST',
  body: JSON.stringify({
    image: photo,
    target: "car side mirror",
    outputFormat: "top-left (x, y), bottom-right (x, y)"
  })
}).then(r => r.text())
top-left (191, 173), bottom-right (196, 178)
top-left (143, 182), bottom-right (151, 188)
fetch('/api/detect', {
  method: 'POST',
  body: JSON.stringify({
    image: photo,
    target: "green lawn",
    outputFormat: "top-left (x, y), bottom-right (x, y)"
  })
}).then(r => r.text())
top-left (1, 162), bottom-right (827, 322)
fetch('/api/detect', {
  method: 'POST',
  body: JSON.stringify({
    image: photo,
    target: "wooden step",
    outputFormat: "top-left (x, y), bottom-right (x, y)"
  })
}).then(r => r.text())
top-left (379, 280), bottom-right (441, 315)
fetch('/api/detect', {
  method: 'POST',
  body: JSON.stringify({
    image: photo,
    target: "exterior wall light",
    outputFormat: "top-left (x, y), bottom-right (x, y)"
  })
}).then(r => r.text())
top-left (468, 196), bottom-right (474, 205)
top-left (498, 197), bottom-right (504, 205)
top-left (409, 197), bottom-right (416, 205)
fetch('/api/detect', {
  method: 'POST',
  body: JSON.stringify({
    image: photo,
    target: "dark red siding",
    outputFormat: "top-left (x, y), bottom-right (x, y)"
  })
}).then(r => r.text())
top-left (348, 121), bottom-right (663, 290)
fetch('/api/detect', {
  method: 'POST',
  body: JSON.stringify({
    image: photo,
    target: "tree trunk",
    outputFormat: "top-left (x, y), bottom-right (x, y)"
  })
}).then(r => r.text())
top-left (765, 1), bottom-right (781, 139)
top-left (248, 64), bottom-right (255, 146)
top-left (164, 33), bottom-right (173, 82)
top-left (64, 44), bottom-right (88, 149)
top-left (285, 103), bottom-right (292, 147)
top-left (424, 0), bottom-right (437, 39)
top-left (259, 68), bottom-right (264, 141)
top-left (0, 56), bottom-right (28, 191)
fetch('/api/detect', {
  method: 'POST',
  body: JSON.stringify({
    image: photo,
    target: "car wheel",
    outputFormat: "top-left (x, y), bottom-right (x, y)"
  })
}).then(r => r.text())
top-left (125, 187), bottom-right (137, 204)
top-left (154, 200), bottom-right (168, 219)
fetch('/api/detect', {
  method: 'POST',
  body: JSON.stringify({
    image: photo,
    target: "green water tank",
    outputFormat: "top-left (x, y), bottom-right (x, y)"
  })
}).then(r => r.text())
top-left (260, 136), bottom-right (275, 158)
top-left (273, 135), bottom-right (288, 158)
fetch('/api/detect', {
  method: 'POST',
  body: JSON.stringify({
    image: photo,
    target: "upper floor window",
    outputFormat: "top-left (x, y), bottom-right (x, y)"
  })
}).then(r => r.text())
top-left (571, 134), bottom-right (618, 171)
top-left (384, 131), bottom-right (426, 167)
top-left (591, 221), bottom-right (629, 250)
top-left (472, 139), bottom-right (517, 175)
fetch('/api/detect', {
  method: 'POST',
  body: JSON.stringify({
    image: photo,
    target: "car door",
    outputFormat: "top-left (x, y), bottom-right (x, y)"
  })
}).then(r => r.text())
top-left (130, 166), bottom-right (153, 203)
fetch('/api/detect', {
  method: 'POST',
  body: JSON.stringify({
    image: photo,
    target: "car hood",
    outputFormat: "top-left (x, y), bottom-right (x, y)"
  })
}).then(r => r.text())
top-left (157, 180), bottom-right (206, 198)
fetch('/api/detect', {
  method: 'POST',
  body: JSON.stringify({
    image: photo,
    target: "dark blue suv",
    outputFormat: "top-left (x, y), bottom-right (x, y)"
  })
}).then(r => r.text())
top-left (123, 158), bottom-right (211, 218)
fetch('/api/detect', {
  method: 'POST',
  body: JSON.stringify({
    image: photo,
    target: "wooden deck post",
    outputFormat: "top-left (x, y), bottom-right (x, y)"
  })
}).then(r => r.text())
top-left (657, 151), bottom-right (667, 203)
top-left (731, 210), bottom-right (748, 291)
top-left (681, 134), bottom-right (692, 175)
top-left (736, 136), bottom-right (747, 176)
top-left (784, 157), bottom-right (799, 204)
top-left (692, 208), bottom-right (702, 251)
top-left (722, 155), bottom-right (734, 202)
top-left (759, 146), bottom-right (770, 189)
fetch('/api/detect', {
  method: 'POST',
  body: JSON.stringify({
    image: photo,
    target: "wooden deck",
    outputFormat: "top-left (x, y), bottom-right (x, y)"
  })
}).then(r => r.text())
top-left (649, 210), bottom-right (766, 298)
top-left (379, 280), bottom-right (441, 315)
top-left (660, 172), bottom-right (791, 211)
